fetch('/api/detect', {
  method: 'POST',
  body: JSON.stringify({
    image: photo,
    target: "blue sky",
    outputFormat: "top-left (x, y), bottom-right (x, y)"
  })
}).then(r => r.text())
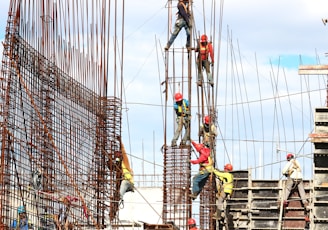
top-left (1, 0), bottom-right (328, 180)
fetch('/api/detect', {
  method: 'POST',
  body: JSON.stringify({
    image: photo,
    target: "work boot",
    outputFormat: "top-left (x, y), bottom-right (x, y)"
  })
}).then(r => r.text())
top-left (171, 140), bottom-right (177, 147)
top-left (119, 199), bottom-right (124, 208)
top-left (189, 193), bottom-right (198, 200)
top-left (164, 43), bottom-right (170, 51)
top-left (197, 80), bottom-right (202, 86)
top-left (283, 200), bottom-right (288, 208)
top-left (209, 80), bottom-right (214, 87)
top-left (180, 140), bottom-right (187, 147)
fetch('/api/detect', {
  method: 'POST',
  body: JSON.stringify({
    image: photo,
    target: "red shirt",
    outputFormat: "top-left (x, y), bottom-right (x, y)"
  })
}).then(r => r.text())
top-left (199, 42), bottom-right (214, 62)
top-left (190, 147), bottom-right (210, 165)
top-left (189, 227), bottom-right (199, 230)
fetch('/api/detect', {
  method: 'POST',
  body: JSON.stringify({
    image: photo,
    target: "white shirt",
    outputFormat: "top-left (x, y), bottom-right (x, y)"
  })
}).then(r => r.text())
top-left (282, 159), bottom-right (303, 179)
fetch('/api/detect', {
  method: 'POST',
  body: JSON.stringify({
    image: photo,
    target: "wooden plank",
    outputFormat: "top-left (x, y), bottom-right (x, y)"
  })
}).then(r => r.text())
top-left (299, 65), bottom-right (328, 75)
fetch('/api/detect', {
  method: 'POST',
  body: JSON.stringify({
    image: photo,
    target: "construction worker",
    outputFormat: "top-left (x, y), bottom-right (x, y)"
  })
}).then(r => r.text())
top-left (195, 34), bottom-right (214, 86)
top-left (16, 205), bottom-right (28, 230)
top-left (189, 140), bottom-right (213, 200)
top-left (119, 141), bottom-right (134, 205)
top-left (165, 0), bottom-right (191, 51)
top-left (187, 218), bottom-right (199, 230)
top-left (172, 92), bottom-right (190, 147)
top-left (282, 153), bottom-right (309, 209)
top-left (199, 115), bottom-right (217, 148)
top-left (54, 195), bottom-right (77, 230)
top-left (213, 164), bottom-right (234, 220)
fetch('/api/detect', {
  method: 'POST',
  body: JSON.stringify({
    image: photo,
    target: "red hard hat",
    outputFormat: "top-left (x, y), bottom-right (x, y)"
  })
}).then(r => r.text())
top-left (286, 153), bottom-right (294, 161)
top-left (192, 141), bottom-right (204, 152)
top-left (204, 115), bottom-right (210, 124)
top-left (174, 93), bottom-right (183, 102)
top-left (201, 34), bottom-right (208, 42)
top-left (188, 218), bottom-right (196, 225)
top-left (224, 163), bottom-right (233, 171)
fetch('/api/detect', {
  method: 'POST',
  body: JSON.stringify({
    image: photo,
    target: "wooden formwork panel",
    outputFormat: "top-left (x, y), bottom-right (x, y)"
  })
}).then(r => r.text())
top-left (315, 107), bottom-right (328, 122)
top-left (313, 205), bottom-right (328, 219)
top-left (314, 148), bottom-right (328, 154)
top-left (252, 199), bottom-right (278, 209)
top-left (232, 188), bottom-right (248, 199)
top-left (252, 180), bottom-right (280, 187)
top-left (251, 219), bottom-right (278, 229)
top-left (232, 170), bottom-right (249, 179)
top-left (227, 199), bottom-right (248, 210)
top-left (314, 173), bottom-right (328, 187)
top-left (314, 126), bottom-right (328, 133)
top-left (252, 189), bottom-right (280, 199)
top-left (313, 223), bottom-right (328, 230)
top-left (314, 154), bottom-right (328, 168)
top-left (233, 179), bottom-right (248, 191)
top-left (143, 223), bottom-right (176, 230)
top-left (314, 189), bottom-right (328, 202)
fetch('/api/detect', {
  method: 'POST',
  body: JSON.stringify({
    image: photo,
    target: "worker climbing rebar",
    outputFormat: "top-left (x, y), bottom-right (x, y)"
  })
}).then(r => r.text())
top-left (213, 164), bottom-right (234, 221)
top-left (189, 140), bottom-right (214, 200)
top-left (118, 141), bottom-right (135, 208)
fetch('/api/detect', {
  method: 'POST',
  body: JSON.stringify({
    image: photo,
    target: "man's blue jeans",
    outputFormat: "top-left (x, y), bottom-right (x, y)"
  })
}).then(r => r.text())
top-left (192, 171), bottom-right (210, 195)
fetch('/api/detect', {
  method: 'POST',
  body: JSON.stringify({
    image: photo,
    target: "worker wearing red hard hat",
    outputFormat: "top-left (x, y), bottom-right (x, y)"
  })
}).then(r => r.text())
top-left (187, 218), bottom-right (199, 230)
top-left (213, 163), bottom-right (234, 220)
top-left (282, 153), bottom-right (309, 210)
top-left (199, 115), bottom-right (218, 148)
top-left (171, 92), bottom-right (190, 147)
top-left (195, 34), bottom-right (214, 86)
top-left (189, 140), bottom-right (213, 200)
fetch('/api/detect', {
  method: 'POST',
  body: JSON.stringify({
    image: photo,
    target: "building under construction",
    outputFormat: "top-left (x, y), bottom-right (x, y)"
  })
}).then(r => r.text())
top-left (0, 0), bottom-right (327, 230)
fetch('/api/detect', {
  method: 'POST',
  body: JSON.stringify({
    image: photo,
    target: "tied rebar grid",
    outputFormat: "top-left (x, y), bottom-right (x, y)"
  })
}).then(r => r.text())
top-left (199, 177), bottom-right (216, 230)
top-left (0, 31), bottom-right (122, 230)
top-left (163, 147), bottom-right (192, 229)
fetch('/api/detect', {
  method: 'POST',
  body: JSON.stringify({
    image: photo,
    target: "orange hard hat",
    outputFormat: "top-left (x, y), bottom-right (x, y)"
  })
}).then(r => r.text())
top-left (188, 218), bottom-right (196, 225)
top-left (174, 93), bottom-right (183, 102)
top-left (192, 141), bottom-right (204, 152)
top-left (224, 163), bottom-right (233, 171)
top-left (204, 115), bottom-right (210, 124)
top-left (200, 34), bottom-right (208, 42)
top-left (286, 153), bottom-right (294, 161)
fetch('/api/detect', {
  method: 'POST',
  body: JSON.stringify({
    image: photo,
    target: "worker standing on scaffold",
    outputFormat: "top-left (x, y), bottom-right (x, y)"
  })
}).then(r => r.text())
top-left (195, 34), bottom-right (214, 86)
top-left (199, 115), bottom-right (217, 149)
top-left (282, 153), bottom-right (309, 210)
top-left (171, 92), bottom-right (190, 147)
top-left (165, 0), bottom-right (191, 51)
